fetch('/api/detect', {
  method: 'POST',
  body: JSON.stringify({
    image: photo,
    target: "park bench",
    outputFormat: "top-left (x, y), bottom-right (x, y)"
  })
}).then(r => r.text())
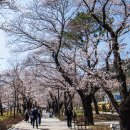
top-left (73, 116), bottom-right (87, 130)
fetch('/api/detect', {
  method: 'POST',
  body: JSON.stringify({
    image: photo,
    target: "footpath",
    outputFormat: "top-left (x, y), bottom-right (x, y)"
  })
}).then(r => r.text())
top-left (9, 112), bottom-right (71, 130)
top-left (9, 112), bottom-right (120, 130)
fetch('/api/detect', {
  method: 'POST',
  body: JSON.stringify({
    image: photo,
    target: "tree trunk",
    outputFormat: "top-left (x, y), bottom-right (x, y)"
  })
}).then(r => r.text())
top-left (64, 91), bottom-right (67, 115)
top-left (0, 99), bottom-right (3, 116)
top-left (67, 91), bottom-right (73, 110)
top-left (105, 89), bottom-right (119, 113)
top-left (111, 37), bottom-right (128, 99)
top-left (111, 36), bottom-right (130, 130)
top-left (17, 97), bottom-right (19, 113)
top-left (77, 90), bottom-right (94, 125)
top-left (92, 95), bottom-right (99, 114)
top-left (10, 106), bottom-right (12, 114)
top-left (119, 94), bottom-right (130, 130)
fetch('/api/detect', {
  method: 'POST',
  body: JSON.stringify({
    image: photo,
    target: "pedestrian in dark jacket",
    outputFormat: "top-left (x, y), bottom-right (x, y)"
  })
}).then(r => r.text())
top-left (49, 108), bottom-right (53, 118)
top-left (38, 109), bottom-right (42, 125)
top-left (65, 108), bottom-right (73, 128)
top-left (32, 107), bottom-right (38, 128)
top-left (24, 109), bottom-right (29, 122)
top-left (30, 108), bottom-right (34, 125)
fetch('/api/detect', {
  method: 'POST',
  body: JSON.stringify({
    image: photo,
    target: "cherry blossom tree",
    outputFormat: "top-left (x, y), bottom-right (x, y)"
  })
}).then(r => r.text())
top-left (1, 0), bottom-right (100, 124)
top-left (1, 0), bottom-right (130, 127)
top-left (23, 53), bottom-right (76, 115)
top-left (81, 0), bottom-right (130, 129)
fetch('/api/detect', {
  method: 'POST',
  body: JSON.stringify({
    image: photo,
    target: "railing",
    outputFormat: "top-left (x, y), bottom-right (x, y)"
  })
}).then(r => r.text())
top-left (110, 124), bottom-right (120, 130)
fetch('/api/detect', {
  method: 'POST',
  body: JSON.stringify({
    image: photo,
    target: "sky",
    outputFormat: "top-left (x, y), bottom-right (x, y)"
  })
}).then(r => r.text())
top-left (0, 30), bottom-right (10, 71)
top-left (0, 0), bottom-right (129, 71)
top-left (0, 0), bottom-right (31, 71)
top-left (0, 31), bottom-right (130, 71)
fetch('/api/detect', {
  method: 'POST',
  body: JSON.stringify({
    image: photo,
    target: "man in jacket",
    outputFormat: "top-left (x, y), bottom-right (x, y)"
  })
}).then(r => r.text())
top-left (32, 107), bottom-right (38, 128)
top-left (65, 108), bottom-right (73, 128)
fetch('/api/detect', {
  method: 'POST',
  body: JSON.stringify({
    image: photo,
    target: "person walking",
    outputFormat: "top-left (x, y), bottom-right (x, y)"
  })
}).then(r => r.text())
top-left (49, 108), bottom-right (53, 118)
top-left (65, 108), bottom-right (73, 128)
top-left (38, 109), bottom-right (42, 125)
top-left (24, 109), bottom-right (29, 123)
top-left (30, 108), bottom-right (34, 125)
top-left (32, 107), bottom-right (38, 129)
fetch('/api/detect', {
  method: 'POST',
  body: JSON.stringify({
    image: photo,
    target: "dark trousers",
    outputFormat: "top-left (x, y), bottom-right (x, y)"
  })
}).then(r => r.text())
top-left (67, 118), bottom-right (72, 127)
top-left (38, 117), bottom-right (41, 125)
top-left (33, 117), bottom-right (38, 128)
top-left (25, 114), bottom-right (29, 122)
top-left (31, 117), bottom-right (33, 125)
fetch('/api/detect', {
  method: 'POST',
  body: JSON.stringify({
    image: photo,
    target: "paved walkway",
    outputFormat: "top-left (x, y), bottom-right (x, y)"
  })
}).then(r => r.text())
top-left (9, 112), bottom-right (120, 130)
top-left (9, 113), bottom-right (71, 130)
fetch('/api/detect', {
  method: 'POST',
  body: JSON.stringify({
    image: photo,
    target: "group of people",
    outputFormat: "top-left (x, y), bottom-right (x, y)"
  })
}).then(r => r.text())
top-left (24, 107), bottom-right (42, 129)
top-left (49, 108), bottom-right (53, 118)
top-left (25, 107), bottom-right (76, 129)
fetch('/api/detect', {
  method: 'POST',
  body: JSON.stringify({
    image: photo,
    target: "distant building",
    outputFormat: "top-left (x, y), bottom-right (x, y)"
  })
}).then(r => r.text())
top-left (103, 77), bottom-right (130, 103)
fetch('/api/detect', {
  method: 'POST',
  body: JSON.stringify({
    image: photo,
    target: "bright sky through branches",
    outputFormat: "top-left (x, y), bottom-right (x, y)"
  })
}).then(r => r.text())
top-left (0, 0), bottom-right (129, 71)
top-left (0, 30), bottom-right (10, 71)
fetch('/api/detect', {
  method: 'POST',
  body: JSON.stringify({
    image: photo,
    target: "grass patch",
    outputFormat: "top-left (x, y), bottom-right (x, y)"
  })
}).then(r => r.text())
top-left (93, 113), bottom-right (119, 121)
top-left (0, 113), bottom-right (14, 121)
top-left (0, 113), bottom-right (24, 130)
top-left (86, 125), bottom-right (111, 130)
top-left (59, 113), bottom-right (118, 130)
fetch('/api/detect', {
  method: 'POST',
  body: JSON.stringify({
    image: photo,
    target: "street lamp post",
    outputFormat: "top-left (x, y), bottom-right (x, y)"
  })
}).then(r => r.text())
top-left (57, 86), bottom-right (60, 118)
top-left (13, 81), bottom-right (17, 119)
top-left (14, 89), bottom-right (16, 119)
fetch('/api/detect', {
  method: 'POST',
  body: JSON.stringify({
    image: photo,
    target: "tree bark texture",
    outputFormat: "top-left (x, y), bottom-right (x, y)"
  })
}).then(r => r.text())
top-left (119, 94), bottom-right (130, 130)
top-left (77, 90), bottom-right (94, 125)
top-left (0, 99), bottom-right (3, 116)
top-left (92, 95), bottom-right (99, 114)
